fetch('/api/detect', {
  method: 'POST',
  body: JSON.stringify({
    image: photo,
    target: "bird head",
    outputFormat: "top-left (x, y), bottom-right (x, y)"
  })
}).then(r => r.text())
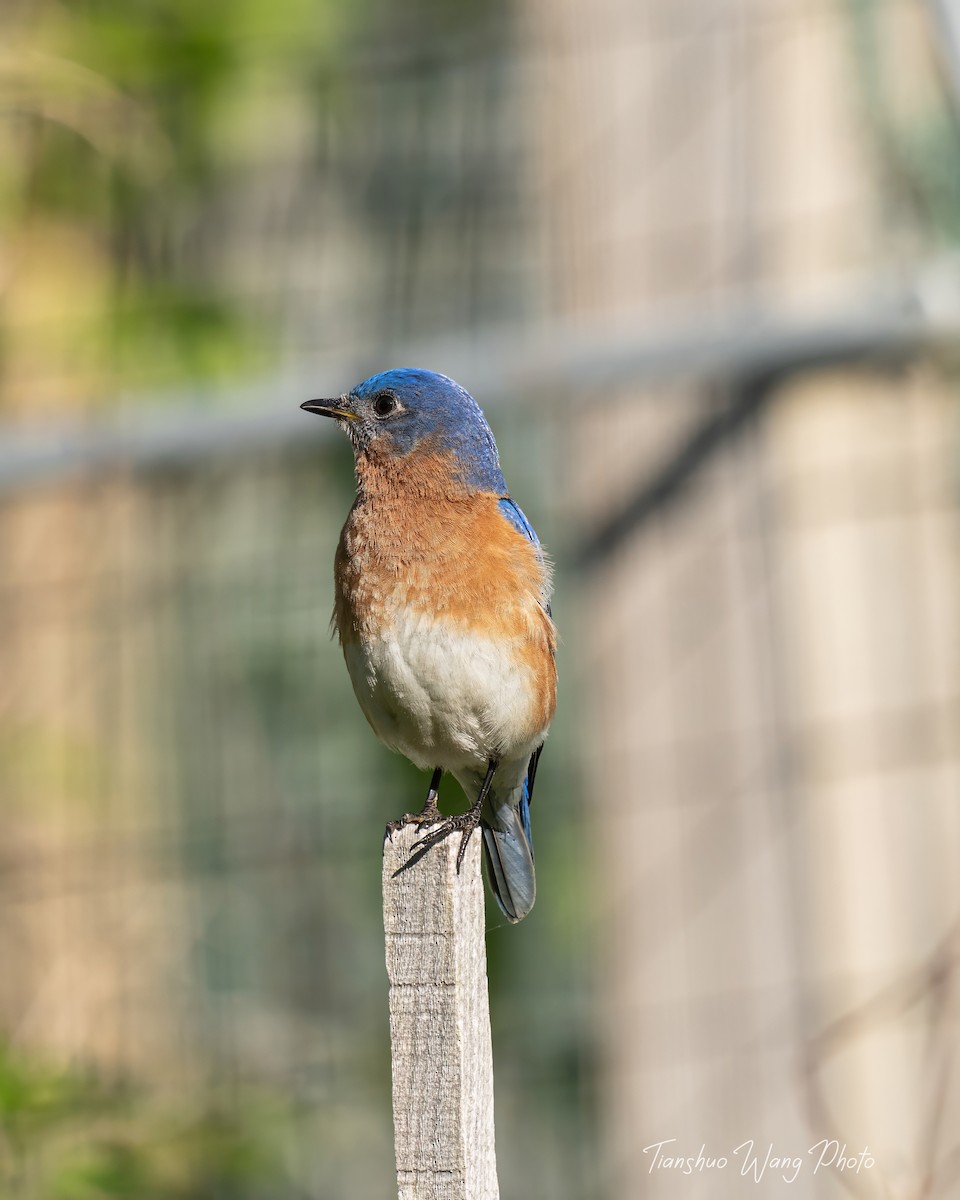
top-left (301, 368), bottom-right (506, 493)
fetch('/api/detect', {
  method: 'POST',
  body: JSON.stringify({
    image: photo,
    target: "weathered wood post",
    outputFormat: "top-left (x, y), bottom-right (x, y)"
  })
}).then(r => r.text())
top-left (382, 824), bottom-right (500, 1200)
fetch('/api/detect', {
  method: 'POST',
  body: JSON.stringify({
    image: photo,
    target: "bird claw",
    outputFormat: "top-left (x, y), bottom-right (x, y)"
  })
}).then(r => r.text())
top-left (385, 801), bottom-right (442, 840)
top-left (411, 810), bottom-right (482, 873)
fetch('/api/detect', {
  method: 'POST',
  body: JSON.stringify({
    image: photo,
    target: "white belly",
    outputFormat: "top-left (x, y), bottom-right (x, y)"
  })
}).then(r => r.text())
top-left (343, 612), bottom-right (543, 772)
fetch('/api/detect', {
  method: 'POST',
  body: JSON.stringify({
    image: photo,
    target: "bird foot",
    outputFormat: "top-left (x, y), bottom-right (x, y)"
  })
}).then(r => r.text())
top-left (411, 807), bottom-right (482, 873)
top-left (385, 799), bottom-right (443, 839)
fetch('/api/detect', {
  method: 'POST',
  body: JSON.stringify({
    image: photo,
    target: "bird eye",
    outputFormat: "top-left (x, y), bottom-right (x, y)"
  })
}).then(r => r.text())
top-left (373, 392), bottom-right (397, 417)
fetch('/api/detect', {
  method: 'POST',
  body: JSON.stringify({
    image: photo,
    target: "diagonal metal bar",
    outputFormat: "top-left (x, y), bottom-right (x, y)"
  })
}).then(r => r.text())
top-left (573, 321), bottom-right (924, 571)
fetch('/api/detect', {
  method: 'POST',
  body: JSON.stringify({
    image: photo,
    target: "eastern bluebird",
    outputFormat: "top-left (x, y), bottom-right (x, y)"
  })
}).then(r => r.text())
top-left (301, 368), bottom-right (557, 922)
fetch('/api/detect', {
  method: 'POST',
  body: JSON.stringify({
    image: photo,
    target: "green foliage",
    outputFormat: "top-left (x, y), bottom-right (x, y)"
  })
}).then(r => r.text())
top-left (0, 0), bottom-right (366, 408)
top-left (847, 0), bottom-right (960, 247)
top-left (0, 1045), bottom-right (118, 1139)
top-left (0, 1044), bottom-right (288, 1200)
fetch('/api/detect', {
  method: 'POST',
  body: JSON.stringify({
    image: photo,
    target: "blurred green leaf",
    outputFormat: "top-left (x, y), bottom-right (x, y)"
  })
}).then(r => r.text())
top-left (0, 1045), bottom-right (288, 1200)
top-left (0, 0), bottom-right (368, 408)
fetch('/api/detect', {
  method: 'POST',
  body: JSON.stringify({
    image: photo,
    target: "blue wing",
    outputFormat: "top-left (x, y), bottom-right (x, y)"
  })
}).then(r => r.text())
top-left (498, 496), bottom-right (540, 547)
top-left (498, 496), bottom-right (551, 617)
top-left (497, 496), bottom-right (551, 818)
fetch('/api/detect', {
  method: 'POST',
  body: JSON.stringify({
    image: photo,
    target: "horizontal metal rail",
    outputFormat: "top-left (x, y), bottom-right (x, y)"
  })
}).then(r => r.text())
top-left (2, 260), bottom-right (960, 494)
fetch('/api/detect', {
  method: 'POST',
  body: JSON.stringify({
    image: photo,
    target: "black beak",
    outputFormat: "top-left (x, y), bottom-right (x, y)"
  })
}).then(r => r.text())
top-left (301, 398), bottom-right (351, 418)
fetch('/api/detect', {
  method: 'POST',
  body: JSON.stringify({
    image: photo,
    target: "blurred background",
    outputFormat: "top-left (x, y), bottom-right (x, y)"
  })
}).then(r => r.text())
top-left (1, 0), bottom-right (959, 1197)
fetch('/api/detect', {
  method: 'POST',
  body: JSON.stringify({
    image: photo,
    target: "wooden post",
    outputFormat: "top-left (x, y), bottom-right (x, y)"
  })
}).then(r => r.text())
top-left (382, 824), bottom-right (500, 1200)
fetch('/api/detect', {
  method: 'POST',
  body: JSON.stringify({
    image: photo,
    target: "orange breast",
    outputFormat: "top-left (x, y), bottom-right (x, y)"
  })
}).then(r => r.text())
top-left (333, 455), bottom-right (557, 739)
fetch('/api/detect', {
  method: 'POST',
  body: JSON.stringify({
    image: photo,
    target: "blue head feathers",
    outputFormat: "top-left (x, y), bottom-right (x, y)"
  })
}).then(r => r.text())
top-left (302, 368), bottom-right (507, 495)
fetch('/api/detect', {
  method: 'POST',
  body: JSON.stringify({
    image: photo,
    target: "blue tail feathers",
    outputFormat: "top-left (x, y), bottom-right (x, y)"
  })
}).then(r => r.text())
top-left (480, 759), bottom-right (539, 923)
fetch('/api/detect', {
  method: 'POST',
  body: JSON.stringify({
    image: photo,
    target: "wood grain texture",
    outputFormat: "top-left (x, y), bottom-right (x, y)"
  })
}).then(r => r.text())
top-left (383, 825), bottom-right (500, 1200)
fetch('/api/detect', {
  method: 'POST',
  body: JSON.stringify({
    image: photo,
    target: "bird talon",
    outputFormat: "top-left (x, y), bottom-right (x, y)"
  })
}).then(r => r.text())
top-left (409, 810), bottom-right (482, 864)
top-left (390, 813), bottom-right (440, 840)
top-left (386, 807), bottom-right (441, 838)
top-left (410, 823), bottom-right (450, 855)
top-left (455, 825), bottom-right (478, 873)
top-left (388, 768), bottom-right (443, 839)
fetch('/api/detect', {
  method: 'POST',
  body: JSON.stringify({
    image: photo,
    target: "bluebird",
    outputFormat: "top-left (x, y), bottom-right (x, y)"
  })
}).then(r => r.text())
top-left (301, 369), bottom-right (556, 922)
